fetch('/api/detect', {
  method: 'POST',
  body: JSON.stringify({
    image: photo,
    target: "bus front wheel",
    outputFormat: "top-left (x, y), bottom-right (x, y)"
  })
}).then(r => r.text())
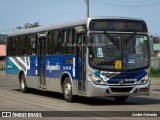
top-left (63, 77), bottom-right (73, 102)
top-left (20, 73), bottom-right (28, 93)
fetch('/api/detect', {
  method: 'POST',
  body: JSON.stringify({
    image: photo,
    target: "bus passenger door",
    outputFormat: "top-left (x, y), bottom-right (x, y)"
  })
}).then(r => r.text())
top-left (76, 34), bottom-right (86, 93)
top-left (38, 33), bottom-right (47, 89)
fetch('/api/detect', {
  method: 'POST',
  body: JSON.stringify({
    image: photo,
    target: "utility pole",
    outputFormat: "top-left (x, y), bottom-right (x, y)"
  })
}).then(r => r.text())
top-left (86, 0), bottom-right (89, 17)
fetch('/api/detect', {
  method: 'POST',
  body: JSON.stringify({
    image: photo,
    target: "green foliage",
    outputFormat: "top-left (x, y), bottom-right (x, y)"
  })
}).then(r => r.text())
top-left (16, 22), bottom-right (40, 30)
top-left (151, 68), bottom-right (160, 78)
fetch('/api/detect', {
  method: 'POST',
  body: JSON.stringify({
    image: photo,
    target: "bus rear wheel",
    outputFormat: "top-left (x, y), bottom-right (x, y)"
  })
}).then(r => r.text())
top-left (20, 73), bottom-right (28, 93)
top-left (63, 77), bottom-right (73, 102)
top-left (114, 96), bottom-right (128, 103)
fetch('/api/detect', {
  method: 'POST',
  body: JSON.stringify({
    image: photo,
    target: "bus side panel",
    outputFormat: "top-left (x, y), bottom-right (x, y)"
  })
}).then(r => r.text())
top-left (26, 76), bottom-right (39, 89)
top-left (45, 55), bottom-right (78, 93)
top-left (27, 56), bottom-right (39, 76)
top-left (45, 77), bottom-right (62, 93)
top-left (6, 57), bottom-right (22, 85)
top-left (45, 55), bottom-right (78, 79)
top-left (6, 56), bottom-right (40, 89)
top-left (26, 56), bottom-right (39, 88)
top-left (6, 57), bottom-right (21, 75)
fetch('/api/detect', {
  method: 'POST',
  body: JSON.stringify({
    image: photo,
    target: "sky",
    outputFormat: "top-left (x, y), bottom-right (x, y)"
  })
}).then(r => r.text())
top-left (0, 0), bottom-right (160, 36)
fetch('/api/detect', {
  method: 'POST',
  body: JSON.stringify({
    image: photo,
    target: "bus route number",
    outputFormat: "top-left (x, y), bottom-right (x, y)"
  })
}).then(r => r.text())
top-left (115, 60), bottom-right (122, 69)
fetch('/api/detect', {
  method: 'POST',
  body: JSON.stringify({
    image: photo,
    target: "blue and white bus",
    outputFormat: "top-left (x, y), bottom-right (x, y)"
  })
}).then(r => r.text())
top-left (6, 17), bottom-right (151, 102)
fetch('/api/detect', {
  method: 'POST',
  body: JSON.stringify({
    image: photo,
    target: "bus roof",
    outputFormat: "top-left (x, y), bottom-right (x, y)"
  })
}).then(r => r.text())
top-left (8, 16), bottom-right (145, 37)
top-left (8, 19), bottom-right (86, 37)
top-left (88, 16), bottom-right (145, 21)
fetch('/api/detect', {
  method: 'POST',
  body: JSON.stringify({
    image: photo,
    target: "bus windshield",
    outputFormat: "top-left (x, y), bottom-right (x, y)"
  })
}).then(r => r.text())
top-left (89, 33), bottom-right (149, 70)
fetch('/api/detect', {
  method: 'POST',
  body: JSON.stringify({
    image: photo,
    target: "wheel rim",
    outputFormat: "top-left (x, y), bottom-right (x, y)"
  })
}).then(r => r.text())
top-left (64, 83), bottom-right (72, 99)
top-left (21, 76), bottom-right (25, 90)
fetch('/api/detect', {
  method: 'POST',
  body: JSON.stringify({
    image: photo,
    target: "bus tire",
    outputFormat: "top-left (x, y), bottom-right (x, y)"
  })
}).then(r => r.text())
top-left (19, 73), bottom-right (28, 93)
top-left (63, 77), bottom-right (74, 102)
top-left (114, 96), bottom-right (128, 103)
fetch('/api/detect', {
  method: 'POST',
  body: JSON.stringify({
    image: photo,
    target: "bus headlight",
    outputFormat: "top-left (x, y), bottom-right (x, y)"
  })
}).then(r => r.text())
top-left (137, 74), bottom-right (150, 85)
top-left (88, 73), bottom-right (106, 85)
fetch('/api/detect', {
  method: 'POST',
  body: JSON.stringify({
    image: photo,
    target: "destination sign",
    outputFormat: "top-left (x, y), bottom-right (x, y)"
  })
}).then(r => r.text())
top-left (89, 19), bottom-right (147, 32)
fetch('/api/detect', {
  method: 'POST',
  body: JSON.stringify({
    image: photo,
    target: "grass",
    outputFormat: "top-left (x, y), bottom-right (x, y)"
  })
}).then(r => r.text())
top-left (151, 68), bottom-right (160, 78)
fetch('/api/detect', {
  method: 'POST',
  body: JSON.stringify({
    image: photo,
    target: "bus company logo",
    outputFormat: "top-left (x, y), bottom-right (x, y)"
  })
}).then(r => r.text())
top-left (46, 62), bottom-right (60, 72)
top-left (2, 112), bottom-right (11, 117)
top-left (2, 112), bottom-right (42, 118)
top-left (119, 80), bottom-right (124, 85)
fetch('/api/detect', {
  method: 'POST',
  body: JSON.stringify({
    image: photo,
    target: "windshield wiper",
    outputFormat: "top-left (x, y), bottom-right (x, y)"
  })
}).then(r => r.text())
top-left (104, 31), bottom-right (118, 45)
top-left (124, 32), bottom-right (136, 44)
top-left (104, 31), bottom-right (119, 51)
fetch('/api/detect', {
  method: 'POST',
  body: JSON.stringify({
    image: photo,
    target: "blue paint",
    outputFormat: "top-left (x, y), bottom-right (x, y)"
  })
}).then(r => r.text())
top-left (6, 55), bottom-right (147, 83)
top-left (94, 71), bottom-right (101, 77)
top-left (93, 70), bottom-right (147, 83)
top-left (6, 55), bottom-right (78, 80)
top-left (44, 55), bottom-right (78, 79)
top-left (27, 56), bottom-right (38, 76)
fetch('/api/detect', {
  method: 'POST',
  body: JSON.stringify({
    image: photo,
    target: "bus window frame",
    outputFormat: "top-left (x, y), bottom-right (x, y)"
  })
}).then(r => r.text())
top-left (47, 30), bottom-right (62, 56)
top-left (26, 33), bottom-right (37, 56)
top-left (18, 35), bottom-right (27, 56)
top-left (10, 36), bottom-right (18, 56)
top-left (62, 28), bottom-right (75, 55)
top-left (7, 38), bottom-right (10, 56)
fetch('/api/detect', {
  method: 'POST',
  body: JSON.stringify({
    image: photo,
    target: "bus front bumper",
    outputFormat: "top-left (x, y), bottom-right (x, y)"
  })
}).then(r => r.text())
top-left (86, 81), bottom-right (150, 97)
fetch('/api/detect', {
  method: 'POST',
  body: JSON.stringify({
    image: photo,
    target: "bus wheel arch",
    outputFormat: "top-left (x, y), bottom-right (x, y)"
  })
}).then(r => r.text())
top-left (19, 71), bottom-right (28, 93)
top-left (61, 73), bottom-right (74, 102)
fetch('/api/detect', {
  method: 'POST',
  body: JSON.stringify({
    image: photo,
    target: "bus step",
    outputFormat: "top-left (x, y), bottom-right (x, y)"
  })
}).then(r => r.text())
top-left (77, 93), bottom-right (86, 96)
top-left (38, 87), bottom-right (47, 91)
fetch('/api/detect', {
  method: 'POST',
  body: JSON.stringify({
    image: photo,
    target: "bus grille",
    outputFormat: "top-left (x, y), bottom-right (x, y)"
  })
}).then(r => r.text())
top-left (107, 81), bottom-right (135, 85)
top-left (104, 71), bottom-right (147, 85)
top-left (110, 73), bottom-right (140, 79)
top-left (110, 87), bottom-right (133, 93)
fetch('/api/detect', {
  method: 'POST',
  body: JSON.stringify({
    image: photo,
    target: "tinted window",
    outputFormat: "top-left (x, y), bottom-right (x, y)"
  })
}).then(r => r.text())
top-left (18, 36), bottom-right (26, 56)
top-left (10, 37), bottom-right (18, 56)
top-left (7, 38), bottom-right (10, 56)
top-left (27, 34), bottom-right (37, 55)
top-left (62, 29), bottom-right (75, 54)
top-left (48, 31), bottom-right (61, 55)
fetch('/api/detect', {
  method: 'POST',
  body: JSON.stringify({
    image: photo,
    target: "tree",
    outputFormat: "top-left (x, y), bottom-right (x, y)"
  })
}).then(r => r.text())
top-left (15, 22), bottom-right (40, 30)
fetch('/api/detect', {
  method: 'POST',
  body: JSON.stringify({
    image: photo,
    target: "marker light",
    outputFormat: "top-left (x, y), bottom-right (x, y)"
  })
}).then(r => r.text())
top-left (88, 73), bottom-right (106, 85)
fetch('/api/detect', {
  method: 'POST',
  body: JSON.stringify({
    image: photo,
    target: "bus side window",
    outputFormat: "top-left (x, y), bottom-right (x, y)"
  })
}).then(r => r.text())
top-left (27, 34), bottom-right (37, 56)
top-left (10, 37), bottom-right (18, 56)
top-left (7, 38), bottom-right (10, 56)
top-left (48, 30), bottom-right (61, 55)
top-left (18, 36), bottom-right (26, 56)
top-left (55, 30), bottom-right (62, 55)
top-left (62, 29), bottom-right (75, 55)
top-left (48, 31), bottom-right (55, 55)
